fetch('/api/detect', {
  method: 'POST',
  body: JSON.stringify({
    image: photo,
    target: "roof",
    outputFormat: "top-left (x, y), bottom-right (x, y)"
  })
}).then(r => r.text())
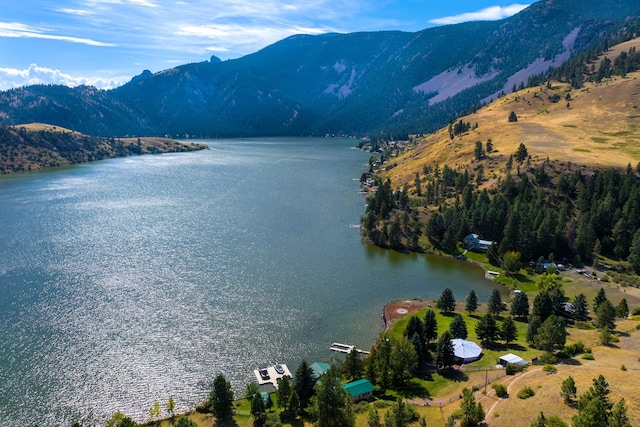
top-left (310, 362), bottom-right (331, 379)
top-left (499, 353), bottom-right (527, 365)
top-left (344, 379), bottom-right (375, 397)
top-left (451, 339), bottom-right (483, 360)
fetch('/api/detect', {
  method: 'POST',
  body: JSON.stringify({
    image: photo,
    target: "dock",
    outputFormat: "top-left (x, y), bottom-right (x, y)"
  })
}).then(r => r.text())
top-left (330, 342), bottom-right (370, 355)
top-left (253, 364), bottom-right (292, 389)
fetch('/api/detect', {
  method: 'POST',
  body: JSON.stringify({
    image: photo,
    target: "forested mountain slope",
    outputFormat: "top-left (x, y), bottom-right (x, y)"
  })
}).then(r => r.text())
top-left (366, 46), bottom-right (640, 278)
top-left (1, 0), bottom-right (640, 137)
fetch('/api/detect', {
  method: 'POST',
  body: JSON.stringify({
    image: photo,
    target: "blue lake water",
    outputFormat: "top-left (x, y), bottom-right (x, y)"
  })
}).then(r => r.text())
top-left (0, 138), bottom-right (500, 426)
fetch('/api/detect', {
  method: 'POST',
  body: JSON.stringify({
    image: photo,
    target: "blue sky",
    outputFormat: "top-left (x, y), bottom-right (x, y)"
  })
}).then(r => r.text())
top-left (0, 1), bottom-right (529, 90)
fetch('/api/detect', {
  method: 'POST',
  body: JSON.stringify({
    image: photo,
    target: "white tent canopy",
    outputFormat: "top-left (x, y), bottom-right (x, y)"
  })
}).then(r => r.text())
top-left (499, 353), bottom-right (527, 366)
top-left (451, 338), bottom-right (483, 363)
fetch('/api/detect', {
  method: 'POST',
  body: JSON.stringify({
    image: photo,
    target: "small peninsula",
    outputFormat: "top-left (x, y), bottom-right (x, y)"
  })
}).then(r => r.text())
top-left (0, 122), bottom-right (208, 174)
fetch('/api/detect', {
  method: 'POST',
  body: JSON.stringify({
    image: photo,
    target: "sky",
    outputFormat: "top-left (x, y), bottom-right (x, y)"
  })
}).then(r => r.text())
top-left (0, 1), bottom-right (530, 90)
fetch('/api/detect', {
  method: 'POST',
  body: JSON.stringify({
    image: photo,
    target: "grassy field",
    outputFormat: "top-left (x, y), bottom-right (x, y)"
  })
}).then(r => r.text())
top-left (381, 69), bottom-right (640, 190)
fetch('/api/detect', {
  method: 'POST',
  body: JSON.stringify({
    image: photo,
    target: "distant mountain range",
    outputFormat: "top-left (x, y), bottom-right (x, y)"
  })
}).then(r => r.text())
top-left (1, 0), bottom-right (640, 138)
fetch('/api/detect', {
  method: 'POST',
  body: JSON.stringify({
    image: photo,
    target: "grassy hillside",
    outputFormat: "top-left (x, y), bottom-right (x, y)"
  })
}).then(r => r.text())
top-left (0, 123), bottom-right (207, 174)
top-left (382, 67), bottom-right (640, 190)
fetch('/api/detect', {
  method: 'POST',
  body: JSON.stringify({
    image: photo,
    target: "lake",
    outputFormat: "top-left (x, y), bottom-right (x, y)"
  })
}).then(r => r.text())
top-left (0, 137), bottom-right (501, 426)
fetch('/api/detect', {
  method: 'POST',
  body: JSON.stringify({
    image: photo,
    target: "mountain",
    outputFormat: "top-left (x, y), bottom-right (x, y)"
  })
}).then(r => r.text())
top-left (1, 0), bottom-right (640, 138)
top-left (381, 44), bottom-right (640, 190)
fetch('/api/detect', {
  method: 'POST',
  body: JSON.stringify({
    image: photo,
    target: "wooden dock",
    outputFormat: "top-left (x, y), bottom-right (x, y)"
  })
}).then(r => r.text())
top-left (329, 342), bottom-right (370, 355)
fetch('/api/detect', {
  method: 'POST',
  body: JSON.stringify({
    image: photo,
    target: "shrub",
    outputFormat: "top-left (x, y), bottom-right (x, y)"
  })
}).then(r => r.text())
top-left (621, 365), bottom-right (627, 371)
top-left (547, 415), bottom-right (569, 427)
top-left (575, 321), bottom-right (594, 330)
top-left (538, 352), bottom-right (558, 364)
top-left (564, 342), bottom-right (585, 356)
top-left (542, 364), bottom-right (557, 374)
top-left (517, 386), bottom-right (535, 399)
top-left (582, 353), bottom-right (595, 360)
top-left (556, 350), bottom-right (570, 359)
top-left (505, 363), bottom-right (524, 375)
top-left (492, 383), bottom-right (508, 398)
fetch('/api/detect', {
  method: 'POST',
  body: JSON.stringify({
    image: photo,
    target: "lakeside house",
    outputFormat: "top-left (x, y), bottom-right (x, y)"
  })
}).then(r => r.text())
top-left (462, 233), bottom-right (494, 251)
top-left (310, 362), bottom-right (331, 381)
top-left (344, 379), bottom-right (375, 402)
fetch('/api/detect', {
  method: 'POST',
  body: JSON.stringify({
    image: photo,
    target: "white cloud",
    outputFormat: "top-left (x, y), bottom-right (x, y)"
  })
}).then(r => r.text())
top-left (429, 4), bottom-right (529, 25)
top-left (0, 64), bottom-right (128, 90)
top-left (0, 22), bottom-right (115, 46)
top-left (56, 8), bottom-right (95, 16)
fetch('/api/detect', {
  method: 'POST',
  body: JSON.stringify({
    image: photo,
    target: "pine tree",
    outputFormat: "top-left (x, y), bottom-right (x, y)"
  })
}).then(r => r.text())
top-left (532, 291), bottom-right (554, 322)
top-left (533, 315), bottom-right (567, 351)
top-left (515, 143), bottom-right (528, 162)
top-left (510, 291), bottom-right (529, 319)
top-left (561, 376), bottom-right (577, 404)
top-left (437, 288), bottom-right (456, 314)
top-left (609, 398), bottom-right (631, 427)
top-left (294, 360), bottom-right (316, 412)
top-left (593, 288), bottom-right (608, 312)
top-left (487, 289), bottom-right (504, 315)
top-left (616, 298), bottom-right (629, 318)
top-left (343, 348), bottom-right (363, 382)
top-left (501, 316), bottom-right (518, 344)
top-left (465, 290), bottom-right (478, 314)
top-left (573, 293), bottom-right (589, 321)
top-left (449, 314), bottom-right (468, 339)
top-left (209, 374), bottom-right (234, 420)
top-left (526, 315), bottom-right (542, 346)
top-left (595, 299), bottom-right (616, 331)
top-left (460, 388), bottom-right (485, 426)
top-left (435, 331), bottom-right (455, 371)
top-left (423, 309), bottom-right (438, 348)
top-left (475, 313), bottom-right (499, 344)
top-left (314, 367), bottom-right (356, 427)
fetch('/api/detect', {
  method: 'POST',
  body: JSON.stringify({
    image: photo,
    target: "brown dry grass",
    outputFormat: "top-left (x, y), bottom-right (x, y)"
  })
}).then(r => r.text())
top-left (383, 68), bottom-right (640, 189)
top-left (480, 320), bottom-right (640, 427)
top-left (13, 122), bottom-right (83, 134)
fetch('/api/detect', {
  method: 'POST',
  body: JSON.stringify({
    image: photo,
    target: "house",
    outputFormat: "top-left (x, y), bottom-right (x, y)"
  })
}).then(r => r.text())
top-left (344, 379), bottom-right (375, 402)
top-left (310, 362), bottom-right (331, 380)
top-left (451, 339), bottom-right (483, 364)
top-left (499, 353), bottom-right (527, 367)
top-left (462, 234), bottom-right (493, 251)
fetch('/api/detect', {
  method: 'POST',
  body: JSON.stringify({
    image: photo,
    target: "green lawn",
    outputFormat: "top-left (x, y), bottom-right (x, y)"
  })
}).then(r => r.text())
top-left (388, 307), bottom-right (542, 372)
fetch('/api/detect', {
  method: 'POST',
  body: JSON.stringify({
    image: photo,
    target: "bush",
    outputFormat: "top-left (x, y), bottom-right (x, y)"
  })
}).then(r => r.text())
top-left (542, 364), bottom-right (557, 374)
top-left (575, 321), bottom-right (594, 330)
top-left (505, 363), bottom-right (524, 375)
top-left (547, 415), bottom-right (569, 427)
top-left (564, 342), bottom-right (585, 356)
top-left (517, 386), bottom-right (535, 399)
top-left (582, 353), bottom-right (595, 360)
top-left (538, 352), bottom-right (558, 364)
top-left (556, 350), bottom-right (570, 359)
top-left (492, 383), bottom-right (508, 398)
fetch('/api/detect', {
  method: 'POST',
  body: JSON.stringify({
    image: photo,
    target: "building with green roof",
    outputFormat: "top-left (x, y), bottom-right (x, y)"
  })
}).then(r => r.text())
top-left (344, 378), bottom-right (375, 402)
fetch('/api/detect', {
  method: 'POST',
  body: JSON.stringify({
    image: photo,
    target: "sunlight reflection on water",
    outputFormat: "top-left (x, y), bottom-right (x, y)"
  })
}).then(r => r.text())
top-left (0, 139), bottom-right (501, 426)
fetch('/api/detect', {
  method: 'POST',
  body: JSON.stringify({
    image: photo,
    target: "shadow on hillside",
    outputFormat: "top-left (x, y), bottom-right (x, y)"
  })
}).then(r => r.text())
top-left (214, 418), bottom-right (239, 427)
top-left (395, 379), bottom-right (431, 399)
top-left (559, 358), bottom-right (583, 366)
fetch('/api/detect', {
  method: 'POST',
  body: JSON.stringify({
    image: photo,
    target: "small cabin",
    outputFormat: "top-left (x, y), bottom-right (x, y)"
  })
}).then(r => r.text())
top-left (344, 379), bottom-right (375, 402)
